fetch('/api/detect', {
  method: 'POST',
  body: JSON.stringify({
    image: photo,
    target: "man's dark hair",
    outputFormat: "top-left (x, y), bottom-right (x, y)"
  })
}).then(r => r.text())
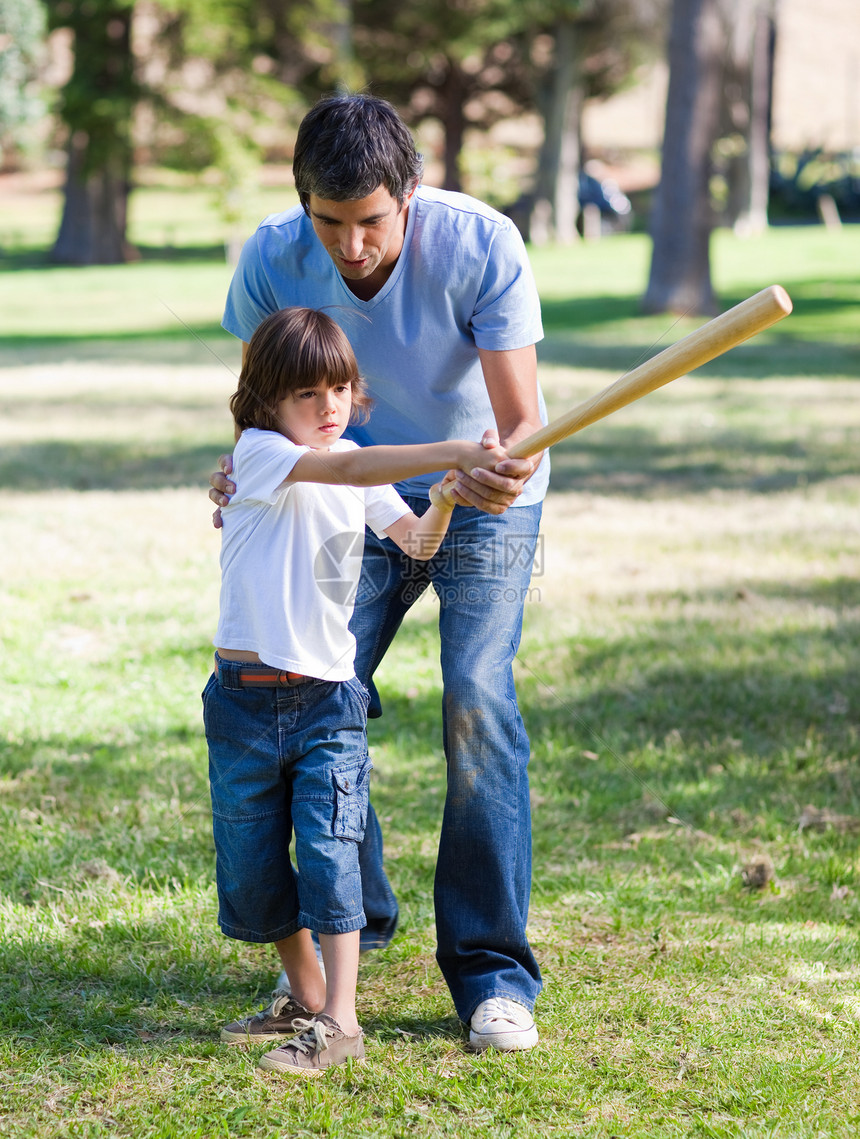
top-left (292, 93), bottom-right (424, 214)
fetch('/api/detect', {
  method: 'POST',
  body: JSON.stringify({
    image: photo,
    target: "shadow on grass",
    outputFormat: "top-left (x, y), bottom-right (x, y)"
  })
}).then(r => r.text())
top-left (540, 282), bottom-right (859, 328)
top-left (538, 283), bottom-right (860, 380)
top-left (2, 439), bottom-right (230, 490)
top-left (364, 1013), bottom-right (463, 1043)
top-left (0, 722), bottom-right (213, 902)
top-left (538, 334), bottom-right (860, 381)
top-left (0, 244), bottom-right (229, 270)
top-left (0, 945), bottom-right (222, 1046)
top-left (5, 425), bottom-right (857, 497)
top-left (542, 423), bottom-right (859, 496)
top-left (0, 321), bottom-right (236, 368)
top-left (365, 577), bottom-right (859, 832)
top-left (517, 585), bottom-right (859, 818)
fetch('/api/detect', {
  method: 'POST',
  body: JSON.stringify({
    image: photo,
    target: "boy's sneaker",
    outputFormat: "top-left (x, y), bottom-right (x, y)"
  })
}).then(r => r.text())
top-left (469, 997), bottom-right (539, 1052)
top-left (257, 1014), bottom-right (365, 1077)
top-left (220, 990), bottom-right (313, 1044)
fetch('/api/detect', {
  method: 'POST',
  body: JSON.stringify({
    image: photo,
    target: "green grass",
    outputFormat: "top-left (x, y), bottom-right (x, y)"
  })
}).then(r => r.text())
top-left (1, 195), bottom-right (860, 1136)
top-left (0, 169), bottom-right (299, 259)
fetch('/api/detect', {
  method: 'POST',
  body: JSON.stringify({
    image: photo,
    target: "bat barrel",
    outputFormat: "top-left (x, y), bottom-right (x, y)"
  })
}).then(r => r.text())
top-left (509, 284), bottom-right (793, 460)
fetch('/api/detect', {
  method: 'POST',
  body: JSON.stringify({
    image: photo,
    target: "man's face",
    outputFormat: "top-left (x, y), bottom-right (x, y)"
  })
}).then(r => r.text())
top-left (308, 185), bottom-right (413, 292)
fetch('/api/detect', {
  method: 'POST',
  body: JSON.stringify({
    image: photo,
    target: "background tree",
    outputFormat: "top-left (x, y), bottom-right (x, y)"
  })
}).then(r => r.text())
top-left (48, 0), bottom-right (138, 264)
top-left (46, 0), bottom-right (342, 265)
top-left (527, 13), bottom-right (587, 245)
top-left (526, 0), bottom-right (665, 244)
top-left (352, 0), bottom-right (531, 193)
top-left (720, 0), bottom-right (775, 235)
top-left (642, 0), bottom-right (728, 315)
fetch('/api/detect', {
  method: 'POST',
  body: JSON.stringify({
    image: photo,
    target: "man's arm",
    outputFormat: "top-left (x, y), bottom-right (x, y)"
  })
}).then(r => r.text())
top-left (448, 344), bottom-right (545, 514)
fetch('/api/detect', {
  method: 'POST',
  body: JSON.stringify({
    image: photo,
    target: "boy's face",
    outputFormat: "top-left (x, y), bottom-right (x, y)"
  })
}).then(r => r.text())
top-left (276, 382), bottom-right (353, 451)
top-left (307, 184), bottom-right (414, 294)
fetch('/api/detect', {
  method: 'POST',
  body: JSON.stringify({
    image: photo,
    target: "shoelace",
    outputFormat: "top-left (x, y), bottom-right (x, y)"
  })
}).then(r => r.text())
top-left (267, 992), bottom-right (299, 1019)
top-left (476, 998), bottom-right (519, 1026)
top-left (284, 1017), bottom-right (334, 1056)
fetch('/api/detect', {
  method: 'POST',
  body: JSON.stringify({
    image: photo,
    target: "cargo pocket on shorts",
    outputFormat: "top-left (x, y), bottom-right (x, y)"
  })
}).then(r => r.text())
top-left (332, 756), bottom-right (373, 842)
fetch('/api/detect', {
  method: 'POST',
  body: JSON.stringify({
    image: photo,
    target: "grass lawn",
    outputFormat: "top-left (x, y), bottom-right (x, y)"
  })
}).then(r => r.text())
top-left (1, 201), bottom-right (859, 1137)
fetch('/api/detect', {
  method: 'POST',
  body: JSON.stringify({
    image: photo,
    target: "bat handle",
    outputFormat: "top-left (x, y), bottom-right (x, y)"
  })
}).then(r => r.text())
top-left (429, 479), bottom-right (458, 510)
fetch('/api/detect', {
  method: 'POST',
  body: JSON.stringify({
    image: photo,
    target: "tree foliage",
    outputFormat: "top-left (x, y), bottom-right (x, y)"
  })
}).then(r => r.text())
top-left (0, 0), bottom-right (47, 161)
top-left (350, 0), bottom-right (663, 213)
top-left (352, 0), bottom-right (531, 191)
top-left (45, 0), bottom-right (362, 262)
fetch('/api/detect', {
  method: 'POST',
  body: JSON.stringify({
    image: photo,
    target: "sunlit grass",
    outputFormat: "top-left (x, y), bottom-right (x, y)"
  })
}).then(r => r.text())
top-left (1, 216), bottom-right (859, 1135)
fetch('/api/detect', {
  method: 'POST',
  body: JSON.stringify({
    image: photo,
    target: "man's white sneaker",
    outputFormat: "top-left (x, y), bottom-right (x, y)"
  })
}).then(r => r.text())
top-left (469, 997), bottom-right (539, 1051)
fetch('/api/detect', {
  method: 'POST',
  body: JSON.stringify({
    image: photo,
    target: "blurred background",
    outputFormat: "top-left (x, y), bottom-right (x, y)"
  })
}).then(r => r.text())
top-left (1, 0), bottom-right (858, 312)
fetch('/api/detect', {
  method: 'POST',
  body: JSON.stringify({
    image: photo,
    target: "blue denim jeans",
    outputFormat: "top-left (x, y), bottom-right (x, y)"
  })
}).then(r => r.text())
top-left (350, 498), bottom-right (543, 1022)
top-left (203, 658), bottom-right (372, 941)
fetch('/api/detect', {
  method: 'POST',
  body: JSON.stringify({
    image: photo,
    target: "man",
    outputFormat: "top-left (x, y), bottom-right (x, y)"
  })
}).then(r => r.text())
top-left (210, 93), bottom-right (550, 1051)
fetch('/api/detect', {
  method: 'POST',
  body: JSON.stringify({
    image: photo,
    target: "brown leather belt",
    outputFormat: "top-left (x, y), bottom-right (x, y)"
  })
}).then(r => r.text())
top-left (218, 664), bottom-right (310, 687)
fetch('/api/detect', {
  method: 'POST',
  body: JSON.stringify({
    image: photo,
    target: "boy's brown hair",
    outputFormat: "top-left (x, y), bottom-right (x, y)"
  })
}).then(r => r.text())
top-left (230, 307), bottom-right (371, 433)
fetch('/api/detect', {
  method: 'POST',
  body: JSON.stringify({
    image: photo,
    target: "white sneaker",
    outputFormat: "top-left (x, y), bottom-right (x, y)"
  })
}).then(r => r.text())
top-left (469, 997), bottom-right (539, 1052)
top-left (276, 941), bottom-right (326, 993)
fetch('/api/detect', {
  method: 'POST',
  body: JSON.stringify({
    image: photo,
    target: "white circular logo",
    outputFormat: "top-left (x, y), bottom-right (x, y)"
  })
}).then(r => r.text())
top-left (313, 531), bottom-right (366, 605)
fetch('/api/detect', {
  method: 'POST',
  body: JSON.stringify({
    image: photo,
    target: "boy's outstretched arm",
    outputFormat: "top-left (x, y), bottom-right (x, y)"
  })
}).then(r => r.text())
top-left (209, 436), bottom-right (511, 526)
top-left (283, 438), bottom-right (507, 492)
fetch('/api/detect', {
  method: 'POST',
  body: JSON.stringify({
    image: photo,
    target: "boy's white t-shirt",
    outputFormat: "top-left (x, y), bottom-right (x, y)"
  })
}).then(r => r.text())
top-left (214, 428), bottom-right (411, 680)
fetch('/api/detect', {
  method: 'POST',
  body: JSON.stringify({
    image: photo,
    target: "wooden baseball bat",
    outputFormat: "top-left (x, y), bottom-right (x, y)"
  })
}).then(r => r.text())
top-left (509, 284), bottom-right (792, 459)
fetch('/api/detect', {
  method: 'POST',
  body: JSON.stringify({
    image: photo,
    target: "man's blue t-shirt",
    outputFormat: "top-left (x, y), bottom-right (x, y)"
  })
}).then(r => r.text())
top-left (222, 185), bottom-right (549, 504)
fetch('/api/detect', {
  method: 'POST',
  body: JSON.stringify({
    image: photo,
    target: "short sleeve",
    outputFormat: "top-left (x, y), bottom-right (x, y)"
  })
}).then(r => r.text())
top-left (231, 430), bottom-right (308, 504)
top-left (222, 228), bottom-right (279, 343)
top-left (470, 221), bottom-right (543, 352)
top-left (364, 482), bottom-right (412, 538)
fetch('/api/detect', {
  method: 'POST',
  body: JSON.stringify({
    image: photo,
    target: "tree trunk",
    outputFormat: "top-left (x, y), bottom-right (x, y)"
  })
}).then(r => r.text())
top-left (732, 2), bottom-right (774, 235)
top-left (53, 131), bottom-right (135, 265)
top-left (643, 0), bottom-right (726, 315)
top-left (51, 4), bottom-right (136, 265)
top-left (439, 59), bottom-right (466, 193)
top-left (328, 0), bottom-right (362, 92)
top-left (530, 19), bottom-right (582, 245)
top-left (554, 22), bottom-right (583, 246)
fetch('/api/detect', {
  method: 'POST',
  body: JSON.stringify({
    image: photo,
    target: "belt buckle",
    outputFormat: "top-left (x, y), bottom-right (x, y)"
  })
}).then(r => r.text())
top-left (279, 670), bottom-right (306, 687)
